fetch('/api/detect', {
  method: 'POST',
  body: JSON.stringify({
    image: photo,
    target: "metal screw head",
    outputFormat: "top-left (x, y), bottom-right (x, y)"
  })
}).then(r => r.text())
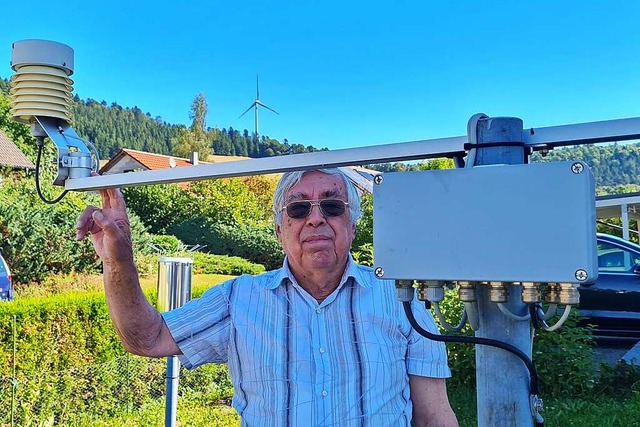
top-left (571, 162), bottom-right (584, 174)
top-left (374, 267), bottom-right (384, 278)
top-left (575, 269), bottom-right (588, 281)
top-left (373, 174), bottom-right (384, 185)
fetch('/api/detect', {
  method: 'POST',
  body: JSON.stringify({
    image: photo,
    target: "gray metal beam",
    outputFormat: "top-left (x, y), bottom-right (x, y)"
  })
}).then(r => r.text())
top-left (64, 116), bottom-right (640, 191)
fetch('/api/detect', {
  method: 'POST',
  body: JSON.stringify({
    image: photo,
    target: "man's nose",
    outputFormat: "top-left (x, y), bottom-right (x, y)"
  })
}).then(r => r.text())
top-left (306, 203), bottom-right (326, 224)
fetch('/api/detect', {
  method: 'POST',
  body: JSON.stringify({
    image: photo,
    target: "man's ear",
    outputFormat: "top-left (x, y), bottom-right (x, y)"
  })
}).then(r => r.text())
top-left (275, 224), bottom-right (282, 242)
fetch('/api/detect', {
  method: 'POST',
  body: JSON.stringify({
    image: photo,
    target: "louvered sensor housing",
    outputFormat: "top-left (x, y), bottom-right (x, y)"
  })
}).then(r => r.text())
top-left (10, 39), bottom-right (95, 187)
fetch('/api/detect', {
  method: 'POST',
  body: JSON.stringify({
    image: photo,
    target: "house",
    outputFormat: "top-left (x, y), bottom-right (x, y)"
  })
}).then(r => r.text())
top-left (99, 148), bottom-right (249, 174)
top-left (0, 129), bottom-right (35, 172)
top-left (100, 148), bottom-right (376, 194)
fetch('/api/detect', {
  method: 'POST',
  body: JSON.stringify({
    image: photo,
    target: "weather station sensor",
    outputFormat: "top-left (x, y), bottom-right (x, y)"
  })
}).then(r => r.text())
top-left (10, 39), bottom-right (98, 202)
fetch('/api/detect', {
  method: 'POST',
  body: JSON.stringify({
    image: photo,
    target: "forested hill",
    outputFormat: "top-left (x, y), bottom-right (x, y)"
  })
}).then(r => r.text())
top-left (2, 77), bottom-right (640, 188)
top-left (531, 143), bottom-right (640, 188)
top-left (0, 78), bottom-right (325, 160)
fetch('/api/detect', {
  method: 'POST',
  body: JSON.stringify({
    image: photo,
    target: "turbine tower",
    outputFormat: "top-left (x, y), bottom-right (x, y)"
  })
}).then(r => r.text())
top-left (239, 74), bottom-right (279, 141)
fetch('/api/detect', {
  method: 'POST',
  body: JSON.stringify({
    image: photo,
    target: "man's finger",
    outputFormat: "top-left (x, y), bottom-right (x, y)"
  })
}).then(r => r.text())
top-left (76, 206), bottom-right (100, 240)
top-left (107, 188), bottom-right (126, 211)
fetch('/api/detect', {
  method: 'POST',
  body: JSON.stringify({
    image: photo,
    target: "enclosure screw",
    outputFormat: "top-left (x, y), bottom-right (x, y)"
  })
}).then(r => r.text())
top-left (373, 175), bottom-right (384, 185)
top-left (571, 162), bottom-right (584, 174)
top-left (374, 267), bottom-right (385, 278)
top-left (574, 269), bottom-right (588, 281)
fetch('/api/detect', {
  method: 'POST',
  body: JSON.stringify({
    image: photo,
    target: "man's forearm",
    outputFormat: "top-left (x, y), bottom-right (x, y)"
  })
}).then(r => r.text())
top-left (103, 259), bottom-right (168, 357)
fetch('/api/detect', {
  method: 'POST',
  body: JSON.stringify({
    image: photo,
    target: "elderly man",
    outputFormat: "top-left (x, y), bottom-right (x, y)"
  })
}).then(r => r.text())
top-left (76, 168), bottom-right (458, 427)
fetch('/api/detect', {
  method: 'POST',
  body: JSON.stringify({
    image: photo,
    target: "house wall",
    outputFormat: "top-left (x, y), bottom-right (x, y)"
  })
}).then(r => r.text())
top-left (102, 157), bottom-right (145, 174)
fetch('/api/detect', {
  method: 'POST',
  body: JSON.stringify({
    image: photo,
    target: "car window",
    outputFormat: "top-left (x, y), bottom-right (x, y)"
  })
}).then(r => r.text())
top-left (598, 241), bottom-right (640, 273)
top-left (0, 259), bottom-right (6, 274)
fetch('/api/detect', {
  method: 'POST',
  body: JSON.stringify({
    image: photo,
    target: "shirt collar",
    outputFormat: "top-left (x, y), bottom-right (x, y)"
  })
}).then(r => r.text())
top-left (267, 254), bottom-right (372, 290)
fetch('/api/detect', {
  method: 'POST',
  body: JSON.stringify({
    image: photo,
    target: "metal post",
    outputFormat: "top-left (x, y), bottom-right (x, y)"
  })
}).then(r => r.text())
top-left (472, 117), bottom-right (532, 427)
top-left (156, 257), bottom-right (193, 427)
top-left (621, 203), bottom-right (630, 240)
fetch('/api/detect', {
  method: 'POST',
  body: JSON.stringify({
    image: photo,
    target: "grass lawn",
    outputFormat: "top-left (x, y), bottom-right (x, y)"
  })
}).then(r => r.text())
top-left (449, 386), bottom-right (640, 427)
top-left (82, 386), bottom-right (640, 426)
top-left (140, 273), bottom-right (236, 295)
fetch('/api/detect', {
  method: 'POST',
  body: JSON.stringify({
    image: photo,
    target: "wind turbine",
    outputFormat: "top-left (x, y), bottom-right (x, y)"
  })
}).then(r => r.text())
top-left (239, 75), bottom-right (279, 141)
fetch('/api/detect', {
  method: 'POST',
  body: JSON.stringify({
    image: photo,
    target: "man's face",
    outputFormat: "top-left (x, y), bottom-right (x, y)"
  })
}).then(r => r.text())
top-left (276, 171), bottom-right (356, 275)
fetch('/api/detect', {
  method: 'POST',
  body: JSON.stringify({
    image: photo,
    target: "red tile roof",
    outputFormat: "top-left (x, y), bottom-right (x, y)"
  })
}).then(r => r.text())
top-left (100, 148), bottom-right (251, 174)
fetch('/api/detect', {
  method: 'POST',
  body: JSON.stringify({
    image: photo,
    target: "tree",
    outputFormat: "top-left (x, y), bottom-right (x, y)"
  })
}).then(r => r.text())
top-left (171, 93), bottom-right (212, 160)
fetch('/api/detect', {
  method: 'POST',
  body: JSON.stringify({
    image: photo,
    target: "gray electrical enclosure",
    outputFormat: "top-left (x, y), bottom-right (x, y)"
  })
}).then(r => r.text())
top-left (373, 161), bottom-right (597, 283)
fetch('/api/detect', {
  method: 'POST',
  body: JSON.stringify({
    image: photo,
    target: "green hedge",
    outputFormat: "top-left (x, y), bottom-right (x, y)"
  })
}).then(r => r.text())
top-left (136, 251), bottom-right (265, 277)
top-left (0, 284), bottom-right (235, 425)
top-left (169, 218), bottom-right (284, 270)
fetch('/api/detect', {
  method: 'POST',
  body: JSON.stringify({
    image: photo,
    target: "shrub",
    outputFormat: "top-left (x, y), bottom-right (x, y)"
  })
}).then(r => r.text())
top-left (134, 250), bottom-right (265, 277)
top-left (352, 243), bottom-right (373, 267)
top-left (149, 234), bottom-right (185, 253)
top-left (191, 252), bottom-right (265, 275)
top-left (170, 218), bottom-right (283, 270)
top-left (435, 287), bottom-right (596, 398)
top-left (0, 177), bottom-right (155, 285)
top-left (353, 193), bottom-right (373, 249)
top-left (123, 184), bottom-right (192, 234)
top-left (596, 360), bottom-right (640, 398)
top-left (533, 310), bottom-right (596, 396)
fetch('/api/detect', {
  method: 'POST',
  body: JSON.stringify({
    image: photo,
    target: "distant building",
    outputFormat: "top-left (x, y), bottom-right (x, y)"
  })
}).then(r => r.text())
top-left (100, 148), bottom-right (376, 194)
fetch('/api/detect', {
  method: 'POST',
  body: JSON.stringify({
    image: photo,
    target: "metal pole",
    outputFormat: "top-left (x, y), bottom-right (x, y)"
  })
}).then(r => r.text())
top-left (472, 117), bottom-right (532, 427)
top-left (621, 203), bottom-right (630, 240)
top-left (165, 356), bottom-right (180, 427)
top-left (11, 315), bottom-right (16, 427)
top-left (157, 257), bottom-right (193, 427)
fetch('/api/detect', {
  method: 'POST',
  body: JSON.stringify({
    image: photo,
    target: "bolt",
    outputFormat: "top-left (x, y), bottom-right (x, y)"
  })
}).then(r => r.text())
top-left (575, 269), bottom-right (588, 281)
top-left (571, 162), bottom-right (584, 174)
top-left (373, 175), bottom-right (384, 185)
top-left (374, 267), bottom-right (384, 278)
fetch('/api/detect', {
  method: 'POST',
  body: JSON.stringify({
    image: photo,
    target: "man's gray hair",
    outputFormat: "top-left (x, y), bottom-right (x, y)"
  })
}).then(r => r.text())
top-left (273, 168), bottom-right (362, 226)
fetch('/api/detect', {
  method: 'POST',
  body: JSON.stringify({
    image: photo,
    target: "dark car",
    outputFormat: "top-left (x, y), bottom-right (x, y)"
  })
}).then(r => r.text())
top-left (578, 233), bottom-right (640, 339)
top-left (0, 253), bottom-right (13, 302)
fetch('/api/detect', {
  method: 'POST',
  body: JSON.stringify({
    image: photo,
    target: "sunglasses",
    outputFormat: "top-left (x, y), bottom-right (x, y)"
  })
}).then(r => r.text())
top-left (282, 199), bottom-right (349, 219)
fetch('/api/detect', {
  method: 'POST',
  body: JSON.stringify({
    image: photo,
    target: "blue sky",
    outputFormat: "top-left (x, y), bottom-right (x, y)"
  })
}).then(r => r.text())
top-left (3, 0), bottom-right (640, 151)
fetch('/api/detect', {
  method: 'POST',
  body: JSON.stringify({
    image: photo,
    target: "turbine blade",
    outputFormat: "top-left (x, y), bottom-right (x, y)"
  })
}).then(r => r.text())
top-left (256, 74), bottom-right (260, 100)
top-left (256, 100), bottom-right (279, 115)
top-left (239, 103), bottom-right (256, 118)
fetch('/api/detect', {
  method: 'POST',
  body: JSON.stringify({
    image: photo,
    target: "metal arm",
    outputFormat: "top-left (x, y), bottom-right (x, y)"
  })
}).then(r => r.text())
top-left (63, 116), bottom-right (640, 192)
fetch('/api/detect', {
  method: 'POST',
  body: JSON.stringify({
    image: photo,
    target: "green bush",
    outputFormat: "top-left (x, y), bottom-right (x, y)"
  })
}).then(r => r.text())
top-left (124, 178), bottom-right (273, 236)
top-left (595, 360), bottom-right (640, 398)
top-left (533, 311), bottom-right (596, 396)
top-left (123, 184), bottom-right (192, 234)
top-left (351, 243), bottom-right (373, 266)
top-left (0, 284), bottom-right (236, 425)
top-left (150, 234), bottom-right (185, 253)
top-left (0, 177), bottom-right (155, 285)
top-left (191, 252), bottom-right (265, 275)
top-left (353, 193), bottom-right (373, 249)
top-left (171, 218), bottom-right (283, 270)
top-left (436, 288), bottom-right (596, 398)
top-left (133, 251), bottom-right (265, 277)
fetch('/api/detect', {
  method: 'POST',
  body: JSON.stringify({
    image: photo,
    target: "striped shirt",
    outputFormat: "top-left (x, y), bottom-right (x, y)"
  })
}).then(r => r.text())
top-left (163, 257), bottom-right (451, 427)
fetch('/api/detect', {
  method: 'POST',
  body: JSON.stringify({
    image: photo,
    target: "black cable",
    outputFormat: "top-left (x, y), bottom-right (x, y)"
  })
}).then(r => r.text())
top-left (402, 301), bottom-right (540, 396)
top-left (35, 138), bottom-right (68, 204)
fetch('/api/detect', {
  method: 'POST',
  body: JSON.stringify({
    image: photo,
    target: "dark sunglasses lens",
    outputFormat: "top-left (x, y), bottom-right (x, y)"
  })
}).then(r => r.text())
top-left (320, 200), bottom-right (346, 217)
top-left (286, 202), bottom-right (312, 219)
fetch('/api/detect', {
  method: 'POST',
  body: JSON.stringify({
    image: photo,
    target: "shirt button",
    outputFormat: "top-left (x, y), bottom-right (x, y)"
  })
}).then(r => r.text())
top-left (316, 308), bottom-right (322, 314)
top-left (319, 347), bottom-right (326, 354)
top-left (322, 390), bottom-right (328, 397)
